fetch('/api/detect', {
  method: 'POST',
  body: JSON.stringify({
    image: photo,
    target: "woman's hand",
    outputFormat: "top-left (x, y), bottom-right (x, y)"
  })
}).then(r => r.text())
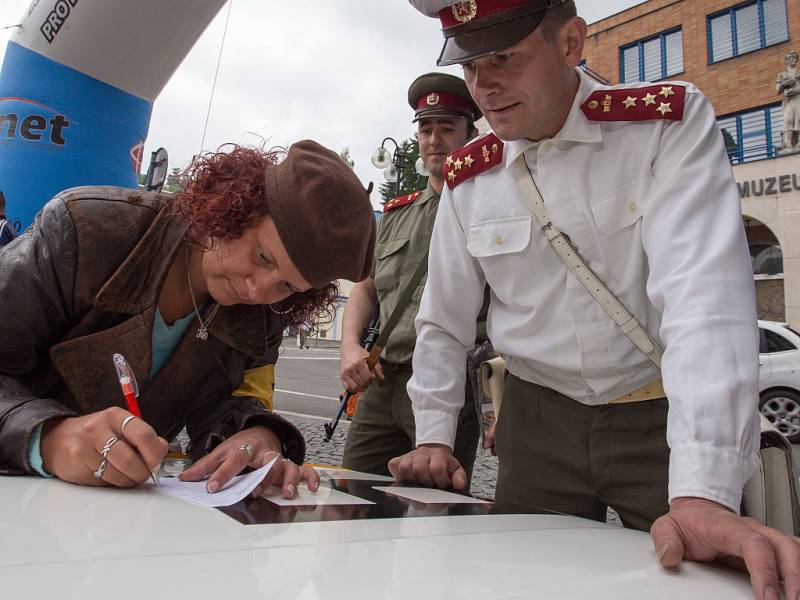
top-left (40, 407), bottom-right (168, 487)
top-left (179, 425), bottom-right (320, 499)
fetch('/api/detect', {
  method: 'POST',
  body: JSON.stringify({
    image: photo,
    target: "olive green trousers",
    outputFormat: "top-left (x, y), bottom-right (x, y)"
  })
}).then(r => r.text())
top-left (495, 373), bottom-right (670, 531)
top-left (342, 365), bottom-right (480, 482)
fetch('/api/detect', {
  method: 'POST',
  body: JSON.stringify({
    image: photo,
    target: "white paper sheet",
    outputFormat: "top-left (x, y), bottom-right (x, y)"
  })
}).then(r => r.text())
top-left (314, 467), bottom-right (395, 482)
top-left (372, 486), bottom-right (491, 504)
top-left (262, 483), bottom-right (375, 506)
top-left (148, 457), bottom-right (276, 508)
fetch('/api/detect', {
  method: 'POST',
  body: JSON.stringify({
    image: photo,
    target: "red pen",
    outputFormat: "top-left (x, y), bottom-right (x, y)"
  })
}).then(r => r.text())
top-left (112, 353), bottom-right (159, 486)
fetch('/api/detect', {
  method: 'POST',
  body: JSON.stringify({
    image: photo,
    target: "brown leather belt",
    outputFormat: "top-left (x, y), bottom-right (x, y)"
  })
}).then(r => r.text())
top-left (607, 378), bottom-right (666, 404)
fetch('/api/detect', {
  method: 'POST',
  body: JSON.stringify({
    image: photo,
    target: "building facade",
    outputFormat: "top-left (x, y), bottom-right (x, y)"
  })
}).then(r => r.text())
top-left (584, 0), bottom-right (800, 324)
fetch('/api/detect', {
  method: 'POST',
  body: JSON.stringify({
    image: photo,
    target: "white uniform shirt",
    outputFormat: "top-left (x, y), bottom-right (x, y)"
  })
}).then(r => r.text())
top-left (408, 69), bottom-right (761, 512)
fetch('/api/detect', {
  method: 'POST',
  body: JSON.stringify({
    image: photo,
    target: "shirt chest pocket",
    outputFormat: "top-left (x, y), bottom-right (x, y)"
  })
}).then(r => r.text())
top-left (590, 179), bottom-right (647, 235)
top-left (467, 216), bottom-right (544, 305)
top-left (467, 216), bottom-right (532, 257)
top-left (373, 237), bottom-right (409, 293)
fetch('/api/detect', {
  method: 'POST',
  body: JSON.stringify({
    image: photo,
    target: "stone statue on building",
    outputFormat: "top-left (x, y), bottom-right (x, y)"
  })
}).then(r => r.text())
top-left (776, 51), bottom-right (800, 154)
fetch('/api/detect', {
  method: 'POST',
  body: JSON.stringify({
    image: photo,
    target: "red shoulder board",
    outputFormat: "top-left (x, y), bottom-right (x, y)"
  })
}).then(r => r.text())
top-left (581, 84), bottom-right (686, 122)
top-left (445, 133), bottom-right (504, 190)
top-left (383, 189), bottom-right (423, 213)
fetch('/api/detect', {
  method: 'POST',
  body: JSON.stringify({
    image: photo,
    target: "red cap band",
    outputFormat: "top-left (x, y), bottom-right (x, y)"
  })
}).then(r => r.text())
top-left (438, 0), bottom-right (535, 29)
top-left (416, 90), bottom-right (476, 115)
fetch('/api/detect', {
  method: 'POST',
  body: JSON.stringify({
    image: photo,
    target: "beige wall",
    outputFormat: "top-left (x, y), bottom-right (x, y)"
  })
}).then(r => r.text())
top-left (735, 152), bottom-right (800, 324)
top-left (307, 279), bottom-right (354, 342)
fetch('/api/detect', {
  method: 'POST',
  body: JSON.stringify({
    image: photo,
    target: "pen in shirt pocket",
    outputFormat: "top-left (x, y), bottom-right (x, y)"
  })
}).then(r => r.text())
top-left (112, 353), bottom-right (160, 487)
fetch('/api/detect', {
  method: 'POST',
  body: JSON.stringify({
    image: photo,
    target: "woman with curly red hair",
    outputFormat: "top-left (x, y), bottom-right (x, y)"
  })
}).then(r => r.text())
top-left (0, 140), bottom-right (376, 500)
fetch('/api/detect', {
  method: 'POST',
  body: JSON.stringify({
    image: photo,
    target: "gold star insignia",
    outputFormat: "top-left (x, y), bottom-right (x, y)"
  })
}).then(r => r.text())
top-left (588, 100), bottom-right (599, 110)
top-left (659, 86), bottom-right (675, 98)
top-left (448, 170), bottom-right (456, 182)
top-left (464, 154), bottom-right (474, 168)
top-left (642, 93), bottom-right (656, 106)
top-left (454, 158), bottom-right (464, 171)
top-left (492, 144), bottom-right (499, 153)
top-left (446, 156), bottom-right (454, 167)
top-left (623, 96), bottom-right (637, 109)
top-left (657, 102), bottom-right (672, 116)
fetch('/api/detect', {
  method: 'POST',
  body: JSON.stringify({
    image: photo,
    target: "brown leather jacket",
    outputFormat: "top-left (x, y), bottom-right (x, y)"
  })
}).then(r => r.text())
top-left (0, 186), bottom-right (305, 475)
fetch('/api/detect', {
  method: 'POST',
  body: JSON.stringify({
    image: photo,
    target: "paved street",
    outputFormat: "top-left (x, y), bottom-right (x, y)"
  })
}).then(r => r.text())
top-left (274, 345), bottom-right (800, 504)
top-left (273, 345), bottom-right (499, 499)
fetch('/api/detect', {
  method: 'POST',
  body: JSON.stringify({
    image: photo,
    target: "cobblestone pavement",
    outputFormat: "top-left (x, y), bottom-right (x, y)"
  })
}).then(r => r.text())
top-left (278, 411), bottom-right (500, 500)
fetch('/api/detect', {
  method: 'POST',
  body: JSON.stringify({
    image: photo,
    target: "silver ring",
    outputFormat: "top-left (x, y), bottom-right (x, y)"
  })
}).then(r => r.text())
top-left (100, 436), bottom-right (119, 458)
top-left (93, 458), bottom-right (109, 479)
top-left (238, 443), bottom-right (254, 460)
top-left (262, 450), bottom-right (280, 465)
top-left (121, 415), bottom-right (137, 432)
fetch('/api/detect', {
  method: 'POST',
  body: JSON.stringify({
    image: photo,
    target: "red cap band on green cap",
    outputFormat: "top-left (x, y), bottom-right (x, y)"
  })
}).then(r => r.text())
top-left (416, 90), bottom-right (476, 115)
top-left (438, 0), bottom-right (535, 29)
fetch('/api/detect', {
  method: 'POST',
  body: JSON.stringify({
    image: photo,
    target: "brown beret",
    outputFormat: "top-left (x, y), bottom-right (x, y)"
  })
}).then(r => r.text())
top-left (264, 140), bottom-right (376, 288)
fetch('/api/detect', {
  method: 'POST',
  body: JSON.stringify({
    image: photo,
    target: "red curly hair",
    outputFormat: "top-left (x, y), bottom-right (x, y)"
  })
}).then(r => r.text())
top-left (173, 145), bottom-right (339, 331)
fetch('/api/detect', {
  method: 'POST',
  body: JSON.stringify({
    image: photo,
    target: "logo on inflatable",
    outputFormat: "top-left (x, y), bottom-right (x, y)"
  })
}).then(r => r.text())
top-left (0, 98), bottom-right (71, 146)
top-left (41, 0), bottom-right (79, 44)
top-left (130, 139), bottom-right (144, 174)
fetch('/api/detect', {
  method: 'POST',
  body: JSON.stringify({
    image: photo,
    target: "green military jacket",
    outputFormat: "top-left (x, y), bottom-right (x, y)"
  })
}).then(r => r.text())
top-left (374, 183), bottom-right (487, 365)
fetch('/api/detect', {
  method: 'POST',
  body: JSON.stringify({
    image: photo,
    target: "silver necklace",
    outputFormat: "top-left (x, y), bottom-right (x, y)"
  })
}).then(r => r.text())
top-left (185, 245), bottom-right (220, 340)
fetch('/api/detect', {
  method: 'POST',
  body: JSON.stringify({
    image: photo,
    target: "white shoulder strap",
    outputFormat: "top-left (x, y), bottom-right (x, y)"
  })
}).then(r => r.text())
top-left (514, 158), bottom-right (663, 368)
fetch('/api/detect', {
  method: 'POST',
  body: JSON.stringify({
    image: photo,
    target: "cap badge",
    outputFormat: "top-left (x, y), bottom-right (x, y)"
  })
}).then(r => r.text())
top-left (452, 1), bottom-right (478, 23)
top-left (427, 93), bottom-right (440, 106)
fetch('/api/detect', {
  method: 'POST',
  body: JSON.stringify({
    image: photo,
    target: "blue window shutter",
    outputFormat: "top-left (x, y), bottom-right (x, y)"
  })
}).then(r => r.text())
top-left (735, 3), bottom-right (761, 55)
top-left (718, 104), bottom-right (783, 163)
top-left (763, 0), bottom-right (789, 46)
top-left (622, 45), bottom-right (640, 83)
top-left (770, 105), bottom-right (784, 154)
top-left (642, 37), bottom-right (661, 81)
top-left (619, 28), bottom-right (682, 82)
top-left (664, 30), bottom-right (683, 76)
top-left (709, 13), bottom-right (734, 62)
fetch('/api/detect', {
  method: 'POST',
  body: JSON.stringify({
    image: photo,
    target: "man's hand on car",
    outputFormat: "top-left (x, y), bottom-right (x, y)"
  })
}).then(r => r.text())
top-left (388, 443), bottom-right (467, 491)
top-left (651, 496), bottom-right (800, 600)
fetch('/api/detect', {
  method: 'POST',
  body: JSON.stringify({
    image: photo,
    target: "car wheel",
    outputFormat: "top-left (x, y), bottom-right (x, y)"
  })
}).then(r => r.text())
top-left (759, 389), bottom-right (800, 443)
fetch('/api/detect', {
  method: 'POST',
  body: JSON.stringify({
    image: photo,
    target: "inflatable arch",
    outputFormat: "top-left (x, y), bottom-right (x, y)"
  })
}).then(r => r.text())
top-left (0, 0), bottom-right (227, 229)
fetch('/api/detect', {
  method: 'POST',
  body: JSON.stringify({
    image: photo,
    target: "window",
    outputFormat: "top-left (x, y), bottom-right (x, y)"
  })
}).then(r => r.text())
top-left (759, 328), bottom-right (796, 353)
top-left (751, 243), bottom-right (783, 276)
top-left (620, 28), bottom-right (683, 83)
top-left (708, 0), bottom-right (788, 63)
top-left (717, 104), bottom-right (783, 163)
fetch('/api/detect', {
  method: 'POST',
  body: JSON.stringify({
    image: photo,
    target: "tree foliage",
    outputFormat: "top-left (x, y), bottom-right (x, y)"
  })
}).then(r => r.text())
top-left (378, 134), bottom-right (426, 204)
top-left (339, 147), bottom-right (355, 169)
top-left (163, 167), bottom-right (185, 193)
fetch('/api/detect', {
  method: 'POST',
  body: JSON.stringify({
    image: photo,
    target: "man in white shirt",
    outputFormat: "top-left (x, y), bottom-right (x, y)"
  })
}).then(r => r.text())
top-left (390, 1), bottom-right (800, 598)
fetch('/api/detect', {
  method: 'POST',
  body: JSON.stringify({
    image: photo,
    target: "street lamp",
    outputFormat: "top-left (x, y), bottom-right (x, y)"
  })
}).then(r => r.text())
top-left (370, 137), bottom-right (407, 199)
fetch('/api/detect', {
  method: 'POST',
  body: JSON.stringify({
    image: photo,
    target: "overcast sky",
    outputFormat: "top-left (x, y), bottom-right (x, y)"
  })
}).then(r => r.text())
top-left (0, 1), bottom-right (645, 207)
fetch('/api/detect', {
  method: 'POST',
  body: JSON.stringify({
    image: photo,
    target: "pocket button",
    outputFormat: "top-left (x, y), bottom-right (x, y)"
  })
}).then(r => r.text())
top-left (627, 201), bottom-right (637, 213)
top-left (495, 236), bottom-right (504, 246)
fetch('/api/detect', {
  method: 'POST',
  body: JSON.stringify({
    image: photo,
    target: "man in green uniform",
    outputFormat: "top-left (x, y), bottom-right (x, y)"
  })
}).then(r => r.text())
top-left (340, 73), bottom-right (482, 479)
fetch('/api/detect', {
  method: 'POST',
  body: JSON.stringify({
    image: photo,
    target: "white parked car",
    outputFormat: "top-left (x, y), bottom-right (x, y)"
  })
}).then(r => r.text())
top-left (1, 474), bottom-right (753, 599)
top-left (758, 320), bottom-right (800, 443)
